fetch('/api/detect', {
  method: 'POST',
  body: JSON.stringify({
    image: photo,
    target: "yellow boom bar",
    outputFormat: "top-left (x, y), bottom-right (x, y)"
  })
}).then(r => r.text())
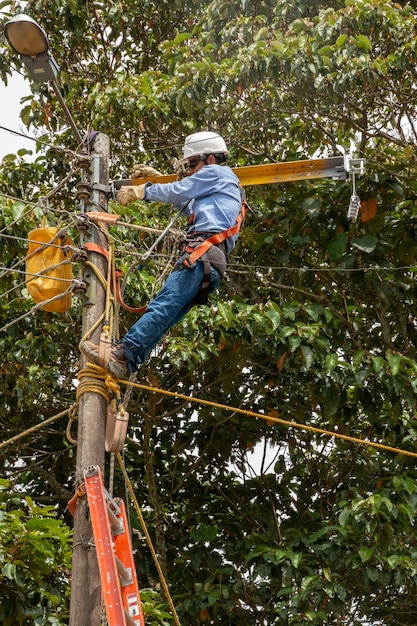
top-left (113, 156), bottom-right (349, 190)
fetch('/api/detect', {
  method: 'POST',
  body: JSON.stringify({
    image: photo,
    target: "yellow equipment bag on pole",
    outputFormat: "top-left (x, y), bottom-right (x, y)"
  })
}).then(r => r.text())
top-left (25, 226), bottom-right (74, 313)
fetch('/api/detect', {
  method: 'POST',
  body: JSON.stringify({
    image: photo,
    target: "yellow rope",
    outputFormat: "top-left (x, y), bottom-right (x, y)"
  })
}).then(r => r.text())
top-left (77, 364), bottom-right (122, 405)
top-left (66, 404), bottom-right (78, 445)
top-left (118, 378), bottom-right (417, 460)
top-left (77, 366), bottom-right (110, 404)
top-left (116, 452), bottom-right (182, 626)
top-left (3, 365), bottom-right (415, 461)
top-left (0, 408), bottom-right (71, 450)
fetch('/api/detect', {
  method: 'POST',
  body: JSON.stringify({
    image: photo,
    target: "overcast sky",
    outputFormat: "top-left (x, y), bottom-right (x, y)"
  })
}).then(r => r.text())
top-left (0, 72), bottom-right (34, 159)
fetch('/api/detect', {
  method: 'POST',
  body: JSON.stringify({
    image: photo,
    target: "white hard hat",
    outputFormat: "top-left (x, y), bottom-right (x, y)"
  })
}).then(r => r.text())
top-left (176, 131), bottom-right (229, 166)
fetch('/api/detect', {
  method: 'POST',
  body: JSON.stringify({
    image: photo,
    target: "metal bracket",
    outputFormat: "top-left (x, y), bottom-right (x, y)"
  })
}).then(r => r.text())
top-left (93, 182), bottom-right (113, 194)
top-left (343, 155), bottom-right (366, 177)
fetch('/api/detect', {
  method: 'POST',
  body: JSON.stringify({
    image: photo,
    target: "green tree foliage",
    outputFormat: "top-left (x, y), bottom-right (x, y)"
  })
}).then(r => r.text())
top-left (1, 0), bottom-right (417, 624)
top-left (0, 478), bottom-right (72, 624)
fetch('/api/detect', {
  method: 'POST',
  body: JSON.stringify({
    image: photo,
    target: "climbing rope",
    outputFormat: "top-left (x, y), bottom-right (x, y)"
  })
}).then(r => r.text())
top-left (4, 364), bottom-right (413, 460)
top-left (117, 377), bottom-right (417, 461)
top-left (116, 452), bottom-right (182, 626)
top-left (0, 408), bottom-right (72, 450)
top-left (77, 364), bottom-right (112, 404)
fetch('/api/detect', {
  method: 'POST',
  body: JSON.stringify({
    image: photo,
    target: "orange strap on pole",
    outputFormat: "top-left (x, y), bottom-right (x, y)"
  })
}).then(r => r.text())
top-left (84, 243), bottom-right (147, 314)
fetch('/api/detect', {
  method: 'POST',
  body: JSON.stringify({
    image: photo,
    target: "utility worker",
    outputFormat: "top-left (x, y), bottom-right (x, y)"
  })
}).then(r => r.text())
top-left (82, 131), bottom-right (244, 377)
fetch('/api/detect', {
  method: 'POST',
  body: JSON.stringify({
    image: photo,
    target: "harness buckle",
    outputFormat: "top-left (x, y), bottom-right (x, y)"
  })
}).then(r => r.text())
top-left (182, 254), bottom-right (197, 269)
top-left (178, 252), bottom-right (197, 269)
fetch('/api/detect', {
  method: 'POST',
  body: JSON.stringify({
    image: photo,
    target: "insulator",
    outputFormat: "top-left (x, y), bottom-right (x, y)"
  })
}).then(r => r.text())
top-left (71, 246), bottom-right (89, 262)
top-left (74, 214), bottom-right (91, 232)
top-left (76, 181), bottom-right (92, 200)
top-left (347, 194), bottom-right (361, 223)
top-left (72, 276), bottom-right (88, 295)
top-left (75, 154), bottom-right (92, 170)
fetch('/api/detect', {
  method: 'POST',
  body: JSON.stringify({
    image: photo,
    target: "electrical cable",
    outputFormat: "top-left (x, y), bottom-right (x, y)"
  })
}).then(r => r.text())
top-left (0, 285), bottom-right (74, 333)
top-left (0, 192), bottom-right (73, 231)
top-left (0, 123), bottom-right (88, 160)
top-left (0, 408), bottom-right (72, 450)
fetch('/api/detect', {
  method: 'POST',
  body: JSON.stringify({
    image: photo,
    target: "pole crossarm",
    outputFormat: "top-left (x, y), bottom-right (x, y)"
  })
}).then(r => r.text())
top-left (112, 155), bottom-right (362, 190)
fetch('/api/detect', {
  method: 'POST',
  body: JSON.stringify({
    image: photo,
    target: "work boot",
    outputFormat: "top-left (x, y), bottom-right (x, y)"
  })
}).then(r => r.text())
top-left (81, 340), bottom-right (128, 378)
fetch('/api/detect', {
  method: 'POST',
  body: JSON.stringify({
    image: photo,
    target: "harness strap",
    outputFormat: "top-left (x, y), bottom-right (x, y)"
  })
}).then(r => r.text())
top-left (180, 194), bottom-right (247, 305)
top-left (195, 257), bottom-right (212, 306)
top-left (182, 202), bottom-right (246, 268)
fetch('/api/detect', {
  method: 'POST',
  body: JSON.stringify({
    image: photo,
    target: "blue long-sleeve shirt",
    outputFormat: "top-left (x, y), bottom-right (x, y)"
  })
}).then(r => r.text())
top-left (144, 164), bottom-right (242, 252)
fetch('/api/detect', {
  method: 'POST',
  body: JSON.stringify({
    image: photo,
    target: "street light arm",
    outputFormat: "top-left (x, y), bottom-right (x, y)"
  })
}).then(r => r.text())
top-left (50, 80), bottom-right (84, 146)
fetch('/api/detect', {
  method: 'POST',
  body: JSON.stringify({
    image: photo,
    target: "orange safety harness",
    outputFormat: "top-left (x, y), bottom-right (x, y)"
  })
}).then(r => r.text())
top-left (176, 187), bottom-right (249, 304)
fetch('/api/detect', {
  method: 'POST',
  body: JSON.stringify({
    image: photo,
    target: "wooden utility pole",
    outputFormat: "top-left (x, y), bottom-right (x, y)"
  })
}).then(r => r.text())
top-left (69, 133), bottom-right (110, 626)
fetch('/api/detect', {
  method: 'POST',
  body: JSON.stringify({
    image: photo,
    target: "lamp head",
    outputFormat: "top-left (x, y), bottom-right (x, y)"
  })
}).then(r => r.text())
top-left (4, 14), bottom-right (58, 82)
top-left (4, 14), bottom-right (49, 56)
top-left (3, 13), bottom-right (83, 143)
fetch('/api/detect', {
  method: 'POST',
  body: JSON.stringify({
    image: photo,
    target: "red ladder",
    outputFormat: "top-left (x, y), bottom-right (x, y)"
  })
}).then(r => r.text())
top-left (83, 465), bottom-right (145, 626)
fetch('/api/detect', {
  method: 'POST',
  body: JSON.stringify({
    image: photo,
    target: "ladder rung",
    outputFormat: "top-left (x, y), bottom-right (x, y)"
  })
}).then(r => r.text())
top-left (115, 555), bottom-right (133, 586)
top-left (106, 503), bottom-right (124, 535)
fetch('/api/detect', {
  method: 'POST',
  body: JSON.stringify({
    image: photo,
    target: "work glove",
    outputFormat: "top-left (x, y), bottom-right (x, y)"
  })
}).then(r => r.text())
top-left (131, 164), bottom-right (162, 179)
top-left (117, 184), bottom-right (147, 205)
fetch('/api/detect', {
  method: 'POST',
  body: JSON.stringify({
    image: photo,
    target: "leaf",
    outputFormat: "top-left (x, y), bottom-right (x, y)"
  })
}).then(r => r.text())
top-left (354, 35), bottom-right (372, 51)
top-left (26, 517), bottom-right (61, 531)
top-left (339, 509), bottom-right (350, 528)
top-left (191, 524), bottom-right (217, 543)
top-left (335, 34), bottom-right (348, 48)
top-left (359, 547), bottom-right (373, 563)
top-left (288, 551), bottom-right (302, 569)
top-left (216, 302), bottom-right (235, 327)
top-left (386, 350), bottom-right (402, 376)
top-left (328, 232), bottom-right (348, 260)
top-left (325, 353), bottom-right (338, 373)
top-left (2, 562), bottom-right (16, 580)
top-left (265, 301), bottom-right (281, 330)
top-left (360, 198), bottom-right (377, 222)
top-left (352, 349), bottom-right (366, 370)
top-left (372, 356), bottom-right (385, 373)
top-left (300, 345), bottom-right (313, 370)
top-left (266, 408), bottom-right (279, 426)
top-left (276, 352), bottom-right (288, 371)
top-left (366, 566), bottom-right (379, 581)
top-left (351, 235), bottom-right (378, 253)
top-left (301, 574), bottom-right (320, 591)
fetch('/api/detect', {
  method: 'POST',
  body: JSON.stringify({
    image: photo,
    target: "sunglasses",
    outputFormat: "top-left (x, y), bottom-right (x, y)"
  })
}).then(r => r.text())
top-left (187, 159), bottom-right (201, 170)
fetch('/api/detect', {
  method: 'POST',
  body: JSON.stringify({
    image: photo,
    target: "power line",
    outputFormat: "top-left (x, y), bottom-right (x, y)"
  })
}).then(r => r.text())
top-left (0, 123), bottom-right (88, 159)
top-left (0, 284), bottom-right (74, 332)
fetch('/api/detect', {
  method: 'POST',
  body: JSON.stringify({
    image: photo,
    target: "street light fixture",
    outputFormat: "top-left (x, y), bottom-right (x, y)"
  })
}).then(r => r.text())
top-left (4, 13), bottom-right (83, 145)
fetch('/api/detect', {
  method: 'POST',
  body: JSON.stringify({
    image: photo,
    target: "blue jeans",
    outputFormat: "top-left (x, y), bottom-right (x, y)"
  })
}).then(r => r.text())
top-left (122, 262), bottom-right (221, 372)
